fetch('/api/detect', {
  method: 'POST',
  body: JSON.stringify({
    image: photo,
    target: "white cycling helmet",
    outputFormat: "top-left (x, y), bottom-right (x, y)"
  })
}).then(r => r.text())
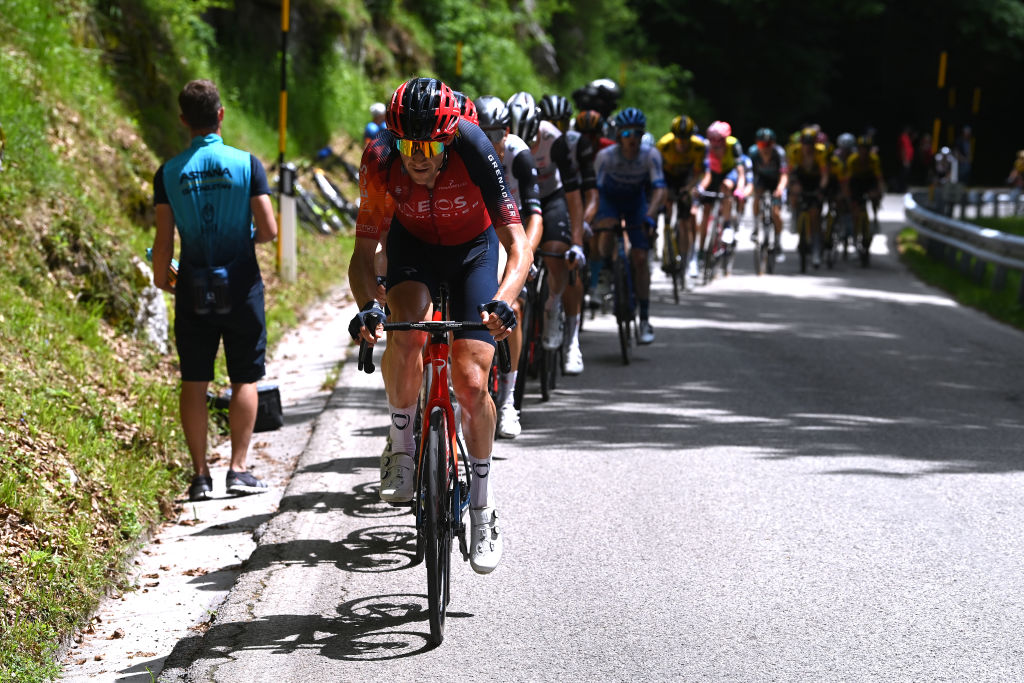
top-left (369, 102), bottom-right (386, 117)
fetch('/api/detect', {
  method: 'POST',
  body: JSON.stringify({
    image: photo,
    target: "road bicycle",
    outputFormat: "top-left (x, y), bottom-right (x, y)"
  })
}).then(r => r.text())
top-left (699, 190), bottom-right (735, 285)
top-left (851, 192), bottom-right (879, 267)
top-left (594, 225), bottom-right (636, 365)
top-left (516, 250), bottom-right (577, 402)
top-left (794, 191), bottom-right (822, 274)
top-left (751, 189), bottom-right (776, 276)
top-left (357, 288), bottom-right (511, 646)
top-left (659, 204), bottom-right (685, 303)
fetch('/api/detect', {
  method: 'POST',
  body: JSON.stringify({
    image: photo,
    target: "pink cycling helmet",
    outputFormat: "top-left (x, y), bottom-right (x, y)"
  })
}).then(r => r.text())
top-left (707, 120), bottom-right (732, 141)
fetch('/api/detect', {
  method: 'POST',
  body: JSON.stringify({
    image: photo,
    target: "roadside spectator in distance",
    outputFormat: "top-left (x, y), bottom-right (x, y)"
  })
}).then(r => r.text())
top-left (1008, 150), bottom-right (1024, 211)
top-left (897, 126), bottom-right (914, 192)
top-left (151, 79), bottom-right (279, 502)
top-left (363, 102), bottom-right (387, 147)
top-left (954, 125), bottom-right (973, 186)
top-left (915, 133), bottom-right (934, 185)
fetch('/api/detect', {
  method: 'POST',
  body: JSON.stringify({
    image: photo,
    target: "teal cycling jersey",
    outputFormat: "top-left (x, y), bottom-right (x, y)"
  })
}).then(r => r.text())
top-left (154, 134), bottom-right (269, 267)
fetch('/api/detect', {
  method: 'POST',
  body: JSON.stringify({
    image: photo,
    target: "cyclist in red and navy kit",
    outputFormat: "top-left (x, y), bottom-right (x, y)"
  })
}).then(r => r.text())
top-left (348, 78), bottom-right (530, 574)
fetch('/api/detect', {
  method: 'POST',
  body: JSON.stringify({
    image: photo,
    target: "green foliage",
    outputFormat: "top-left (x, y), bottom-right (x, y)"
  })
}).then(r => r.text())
top-left (898, 228), bottom-right (1024, 331)
top-left (969, 215), bottom-right (1024, 237)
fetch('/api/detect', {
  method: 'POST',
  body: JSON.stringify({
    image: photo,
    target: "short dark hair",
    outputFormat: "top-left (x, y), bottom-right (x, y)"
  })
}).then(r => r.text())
top-left (179, 79), bottom-right (222, 130)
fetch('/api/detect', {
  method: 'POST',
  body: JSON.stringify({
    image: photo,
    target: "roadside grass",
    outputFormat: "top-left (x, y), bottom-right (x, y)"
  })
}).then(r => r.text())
top-left (969, 215), bottom-right (1024, 237)
top-left (897, 227), bottom-right (1024, 332)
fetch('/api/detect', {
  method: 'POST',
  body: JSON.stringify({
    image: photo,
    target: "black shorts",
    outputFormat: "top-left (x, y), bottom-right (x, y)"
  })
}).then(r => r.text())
top-left (849, 176), bottom-right (879, 201)
top-left (175, 263), bottom-right (267, 384)
top-left (539, 193), bottom-right (573, 245)
top-left (386, 221), bottom-right (499, 345)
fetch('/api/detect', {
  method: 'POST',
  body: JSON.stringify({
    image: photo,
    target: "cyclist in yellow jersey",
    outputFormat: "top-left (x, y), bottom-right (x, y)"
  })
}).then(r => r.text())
top-left (656, 115), bottom-right (707, 279)
top-left (787, 127), bottom-right (830, 267)
top-left (846, 135), bottom-right (885, 227)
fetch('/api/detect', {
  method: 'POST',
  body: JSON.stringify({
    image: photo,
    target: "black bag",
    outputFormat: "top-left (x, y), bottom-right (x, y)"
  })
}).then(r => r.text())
top-left (254, 385), bottom-right (284, 432)
top-left (206, 384), bottom-right (283, 433)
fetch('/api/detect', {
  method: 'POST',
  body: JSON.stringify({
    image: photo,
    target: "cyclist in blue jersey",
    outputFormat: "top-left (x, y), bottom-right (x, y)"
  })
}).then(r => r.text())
top-left (592, 107), bottom-right (666, 344)
top-left (152, 80), bottom-right (278, 502)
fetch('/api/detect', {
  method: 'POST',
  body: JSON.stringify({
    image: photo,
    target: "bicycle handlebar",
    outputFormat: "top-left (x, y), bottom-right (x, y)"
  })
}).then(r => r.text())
top-left (357, 321), bottom-right (512, 375)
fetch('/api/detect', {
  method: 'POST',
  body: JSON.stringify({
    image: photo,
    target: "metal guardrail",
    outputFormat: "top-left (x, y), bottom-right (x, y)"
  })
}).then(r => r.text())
top-left (904, 192), bottom-right (1024, 302)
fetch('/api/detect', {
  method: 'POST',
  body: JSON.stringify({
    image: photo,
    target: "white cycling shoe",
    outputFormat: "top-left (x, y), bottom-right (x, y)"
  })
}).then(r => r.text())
top-left (563, 345), bottom-right (584, 375)
top-left (379, 451), bottom-right (415, 503)
top-left (497, 402), bottom-right (521, 439)
top-left (469, 506), bottom-right (503, 574)
top-left (638, 321), bottom-right (655, 345)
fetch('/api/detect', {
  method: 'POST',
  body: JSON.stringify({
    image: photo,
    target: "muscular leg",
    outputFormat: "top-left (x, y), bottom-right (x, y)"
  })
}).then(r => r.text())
top-left (450, 339), bottom-right (498, 470)
top-left (380, 281), bottom-right (431, 414)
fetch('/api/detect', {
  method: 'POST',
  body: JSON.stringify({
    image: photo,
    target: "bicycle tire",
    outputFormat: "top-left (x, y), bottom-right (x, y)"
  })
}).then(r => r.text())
top-left (512, 292), bottom-right (533, 411)
top-left (539, 347), bottom-right (552, 401)
top-left (855, 210), bottom-right (870, 267)
top-left (424, 408), bottom-right (450, 645)
top-left (703, 221), bottom-right (721, 285)
top-left (665, 222), bottom-right (681, 303)
top-left (797, 211), bottom-right (809, 274)
top-left (612, 257), bottom-right (632, 365)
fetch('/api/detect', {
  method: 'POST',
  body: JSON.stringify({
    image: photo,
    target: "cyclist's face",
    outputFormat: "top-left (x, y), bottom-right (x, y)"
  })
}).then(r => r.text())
top-left (399, 148), bottom-right (445, 186)
top-left (619, 128), bottom-right (642, 155)
top-left (673, 136), bottom-right (689, 152)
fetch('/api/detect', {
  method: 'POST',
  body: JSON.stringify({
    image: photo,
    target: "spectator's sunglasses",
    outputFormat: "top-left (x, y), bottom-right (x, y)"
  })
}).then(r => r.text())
top-left (396, 139), bottom-right (445, 158)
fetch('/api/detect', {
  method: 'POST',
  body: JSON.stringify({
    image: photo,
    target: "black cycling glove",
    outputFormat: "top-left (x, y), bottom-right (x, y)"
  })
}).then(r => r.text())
top-left (478, 300), bottom-right (517, 331)
top-left (348, 300), bottom-right (386, 340)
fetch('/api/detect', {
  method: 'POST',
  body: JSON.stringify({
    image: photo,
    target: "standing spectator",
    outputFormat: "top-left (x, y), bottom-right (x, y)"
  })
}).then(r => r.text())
top-left (151, 79), bottom-right (279, 501)
top-left (897, 125), bottom-right (914, 192)
top-left (915, 132), bottom-right (934, 185)
top-left (954, 125), bottom-right (973, 186)
top-left (363, 102), bottom-right (387, 147)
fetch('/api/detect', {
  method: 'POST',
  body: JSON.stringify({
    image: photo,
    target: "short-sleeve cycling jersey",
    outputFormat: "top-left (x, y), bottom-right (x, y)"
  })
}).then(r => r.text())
top-left (787, 142), bottom-right (829, 180)
top-left (565, 129), bottom-right (597, 194)
top-left (749, 144), bottom-right (788, 187)
top-left (705, 136), bottom-right (744, 175)
top-left (502, 133), bottom-right (541, 216)
top-left (153, 134), bottom-right (269, 267)
top-left (657, 133), bottom-right (707, 184)
top-left (846, 151), bottom-right (882, 180)
top-left (355, 119), bottom-right (521, 246)
top-left (594, 142), bottom-right (666, 201)
top-left (532, 120), bottom-right (581, 200)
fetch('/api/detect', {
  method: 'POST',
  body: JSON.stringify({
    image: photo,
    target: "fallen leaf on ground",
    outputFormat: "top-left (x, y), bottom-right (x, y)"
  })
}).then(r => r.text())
top-left (144, 581), bottom-right (159, 588)
top-left (108, 629), bottom-right (125, 640)
top-left (182, 567), bottom-right (208, 576)
top-left (142, 573), bottom-right (159, 579)
top-left (159, 565), bottom-right (171, 571)
top-left (93, 654), bottom-right (104, 661)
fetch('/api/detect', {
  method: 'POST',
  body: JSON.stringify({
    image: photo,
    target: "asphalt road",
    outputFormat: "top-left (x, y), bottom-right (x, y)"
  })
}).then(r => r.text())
top-left (161, 195), bottom-right (1024, 681)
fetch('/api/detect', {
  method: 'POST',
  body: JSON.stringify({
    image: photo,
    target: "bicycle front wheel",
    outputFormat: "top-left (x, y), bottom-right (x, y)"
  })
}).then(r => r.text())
top-left (424, 409), bottom-right (451, 645)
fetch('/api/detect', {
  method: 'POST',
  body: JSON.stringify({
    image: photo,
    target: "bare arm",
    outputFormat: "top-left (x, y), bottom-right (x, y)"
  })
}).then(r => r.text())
top-left (251, 194), bottom-right (278, 244)
top-left (485, 221), bottom-right (530, 340)
top-left (566, 188), bottom-right (584, 247)
top-left (153, 204), bottom-right (176, 294)
top-left (348, 236), bottom-right (382, 343)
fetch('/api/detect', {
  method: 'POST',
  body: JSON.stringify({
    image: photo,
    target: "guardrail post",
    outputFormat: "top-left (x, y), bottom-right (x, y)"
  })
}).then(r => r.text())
top-left (972, 258), bottom-right (987, 285)
top-left (1017, 275), bottom-right (1024, 306)
top-left (993, 265), bottom-right (1008, 291)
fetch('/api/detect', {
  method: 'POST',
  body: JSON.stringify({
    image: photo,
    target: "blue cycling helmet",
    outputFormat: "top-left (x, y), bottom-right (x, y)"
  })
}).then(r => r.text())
top-left (614, 107), bottom-right (646, 131)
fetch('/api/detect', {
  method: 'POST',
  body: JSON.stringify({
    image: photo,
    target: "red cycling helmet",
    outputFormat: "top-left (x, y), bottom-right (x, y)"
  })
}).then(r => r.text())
top-left (386, 77), bottom-right (461, 141)
top-left (454, 91), bottom-right (479, 126)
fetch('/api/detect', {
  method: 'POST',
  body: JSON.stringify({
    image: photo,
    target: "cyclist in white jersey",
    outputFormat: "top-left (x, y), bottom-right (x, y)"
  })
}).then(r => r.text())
top-left (539, 94), bottom-right (597, 375)
top-left (593, 107), bottom-right (666, 344)
top-left (475, 95), bottom-right (543, 438)
top-left (507, 92), bottom-right (585, 361)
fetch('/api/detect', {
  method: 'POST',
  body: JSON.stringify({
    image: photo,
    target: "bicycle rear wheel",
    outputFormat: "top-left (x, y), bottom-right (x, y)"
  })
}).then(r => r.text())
top-left (424, 409), bottom-right (451, 645)
top-left (703, 225), bottom-right (721, 285)
top-left (665, 224), bottom-right (681, 303)
top-left (612, 257), bottom-right (632, 365)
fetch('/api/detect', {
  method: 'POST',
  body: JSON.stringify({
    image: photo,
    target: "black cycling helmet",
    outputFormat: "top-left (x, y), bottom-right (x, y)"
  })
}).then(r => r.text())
top-left (539, 94), bottom-right (572, 124)
top-left (474, 95), bottom-right (509, 129)
top-left (614, 107), bottom-right (646, 131)
top-left (671, 115), bottom-right (696, 139)
top-left (575, 110), bottom-right (603, 135)
top-left (756, 127), bottom-right (776, 143)
top-left (507, 91), bottom-right (540, 145)
top-left (386, 77), bottom-right (461, 141)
